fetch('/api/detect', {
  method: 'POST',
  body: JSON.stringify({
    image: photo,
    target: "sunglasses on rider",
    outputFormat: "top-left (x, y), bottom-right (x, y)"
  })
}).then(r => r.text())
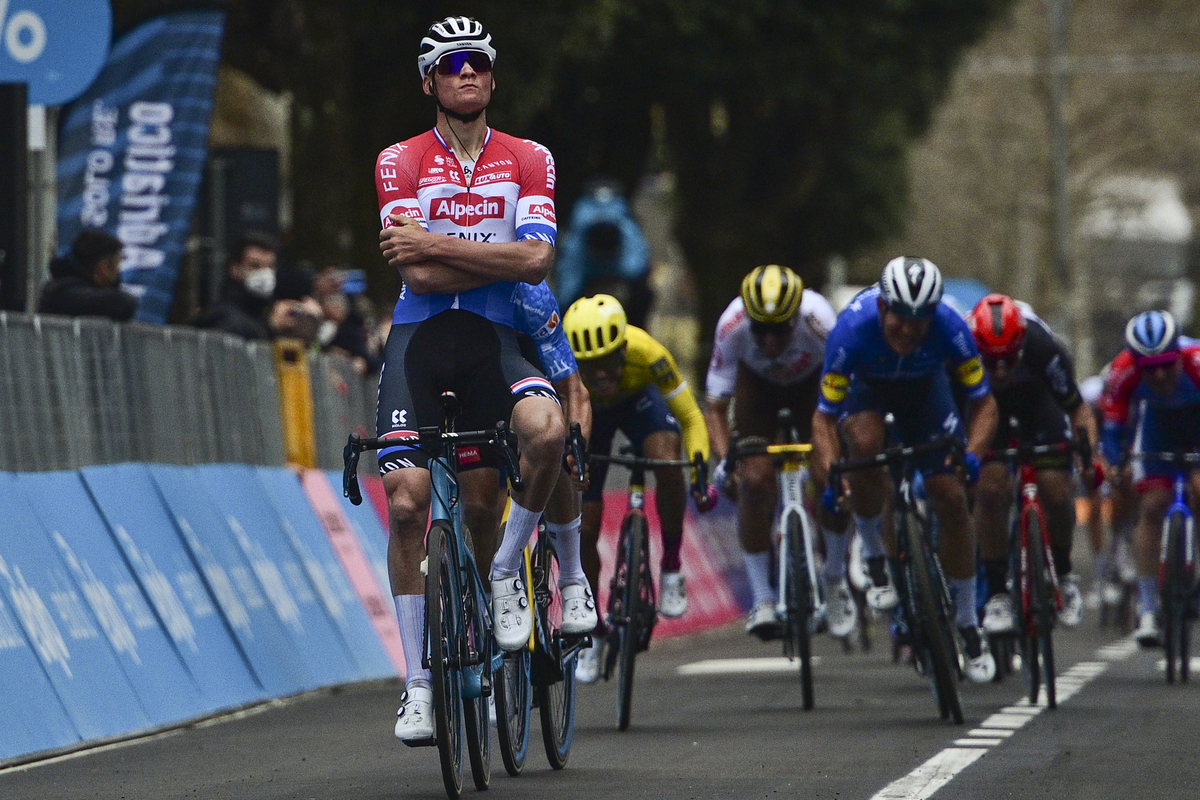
top-left (436, 51), bottom-right (493, 75)
top-left (749, 319), bottom-right (793, 338)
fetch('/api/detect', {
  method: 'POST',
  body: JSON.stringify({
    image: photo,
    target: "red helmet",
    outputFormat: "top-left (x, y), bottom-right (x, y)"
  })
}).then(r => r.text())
top-left (968, 293), bottom-right (1026, 359)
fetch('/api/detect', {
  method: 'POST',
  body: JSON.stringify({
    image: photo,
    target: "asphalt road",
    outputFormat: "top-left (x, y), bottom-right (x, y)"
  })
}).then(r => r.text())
top-left (2, 599), bottom-right (1197, 800)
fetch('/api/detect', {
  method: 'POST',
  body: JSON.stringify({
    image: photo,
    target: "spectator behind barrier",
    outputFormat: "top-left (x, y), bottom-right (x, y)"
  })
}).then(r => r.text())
top-left (38, 228), bottom-right (138, 321)
top-left (191, 232), bottom-right (322, 343)
top-left (552, 178), bottom-right (654, 327)
top-left (312, 266), bottom-right (381, 375)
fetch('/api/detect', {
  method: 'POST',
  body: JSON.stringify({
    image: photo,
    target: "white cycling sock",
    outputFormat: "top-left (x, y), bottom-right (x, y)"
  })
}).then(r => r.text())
top-left (822, 527), bottom-right (851, 583)
top-left (547, 516), bottom-right (587, 586)
top-left (948, 577), bottom-right (979, 630)
top-left (744, 551), bottom-right (776, 606)
top-left (492, 499), bottom-right (540, 578)
top-left (854, 513), bottom-right (885, 560)
top-left (1138, 577), bottom-right (1158, 616)
top-left (394, 594), bottom-right (432, 687)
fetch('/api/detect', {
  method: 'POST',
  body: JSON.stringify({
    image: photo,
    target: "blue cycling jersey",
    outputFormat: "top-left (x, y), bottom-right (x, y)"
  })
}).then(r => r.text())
top-left (817, 286), bottom-right (990, 415)
top-left (513, 281), bottom-right (578, 383)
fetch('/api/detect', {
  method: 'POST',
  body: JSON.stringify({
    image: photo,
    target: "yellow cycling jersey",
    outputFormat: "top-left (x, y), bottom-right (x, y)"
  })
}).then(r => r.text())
top-left (584, 325), bottom-right (710, 462)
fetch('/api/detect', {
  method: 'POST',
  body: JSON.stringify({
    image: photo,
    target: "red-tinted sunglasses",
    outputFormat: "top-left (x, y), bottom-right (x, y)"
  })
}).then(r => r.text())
top-left (437, 51), bottom-right (493, 75)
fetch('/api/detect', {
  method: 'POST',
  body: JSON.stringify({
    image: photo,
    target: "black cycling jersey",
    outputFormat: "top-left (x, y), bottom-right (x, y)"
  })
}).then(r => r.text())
top-left (989, 316), bottom-right (1081, 452)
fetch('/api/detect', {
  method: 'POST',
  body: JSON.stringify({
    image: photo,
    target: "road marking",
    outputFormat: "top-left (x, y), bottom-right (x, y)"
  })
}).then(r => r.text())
top-left (868, 637), bottom-right (1136, 800)
top-left (1156, 657), bottom-right (1200, 673)
top-left (677, 656), bottom-right (820, 675)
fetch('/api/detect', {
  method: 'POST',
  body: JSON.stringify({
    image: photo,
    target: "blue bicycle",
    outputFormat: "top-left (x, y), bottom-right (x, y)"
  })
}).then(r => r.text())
top-left (1131, 450), bottom-right (1200, 684)
top-left (343, 392), bottom-right (523, 798)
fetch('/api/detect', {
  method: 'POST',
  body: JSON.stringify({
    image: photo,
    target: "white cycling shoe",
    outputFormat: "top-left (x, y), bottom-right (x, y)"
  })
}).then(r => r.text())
top-left (1057, 575), bottom-right (1083, 627)
top-left (575, 640), bottom-right (602, 684)
top-left (492, 575), bottom-right (533, 651)
top-left (1135, 612), bottom-right (1162, 648)
top-left (395, 685), bottom-right (434, 743)
top-left (982, 594), bottom-right (1016, 635)
top-left (865, 556), bottom-right (899, 611)
top-left (959, 626), bottom-right (996, 684)
top-left (746, 601), bottom-right (782, 641)
top-left (659, 572), bottom-right (689, 618)
top-left (824, 578), bottom-right (858, 638)
top-left (560, 582), bottom-right (598, 635)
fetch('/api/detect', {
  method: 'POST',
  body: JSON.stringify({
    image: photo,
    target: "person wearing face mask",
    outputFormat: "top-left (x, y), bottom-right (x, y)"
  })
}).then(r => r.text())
top-left (38, 228), bottom-right (138, 321)
top-left (192, 232), bottom-right (321, 341)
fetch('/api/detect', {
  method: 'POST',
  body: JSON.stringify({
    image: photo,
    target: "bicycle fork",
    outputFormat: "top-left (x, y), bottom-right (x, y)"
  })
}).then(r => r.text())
top-left (775, 465), bottom-right (823, 623)
top-left (1157, 472), bottom-right (1195, 590)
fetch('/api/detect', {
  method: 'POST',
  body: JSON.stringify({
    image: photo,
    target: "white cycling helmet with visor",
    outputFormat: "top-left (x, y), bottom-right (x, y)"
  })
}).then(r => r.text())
top-left (879, 256), bottom-right (944, 318)
top-left (417, 16), bottom-right (497, 79)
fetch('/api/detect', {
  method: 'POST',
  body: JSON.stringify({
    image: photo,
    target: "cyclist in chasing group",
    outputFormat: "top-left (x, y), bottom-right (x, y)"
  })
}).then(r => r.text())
top-left (562, 293), bottom-right (715, 682)
top-left (1100, 310), bottom-right (1200, 646)
top-left (704, 265), bottom-right (855, 639)
top-left (375, 16), bottom-right (566, 742)
top-left (966, 293), bottom-right (1105, 633)
top-left (810, 257), bottom-right (999, 683)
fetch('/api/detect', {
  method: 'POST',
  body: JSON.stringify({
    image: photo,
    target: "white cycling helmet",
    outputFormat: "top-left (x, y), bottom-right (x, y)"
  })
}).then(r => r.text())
top-left (417, 16), bottom-right (497, 79)
top-left (1124, 309), bottom-right (1178, 358)
top-left (879, 256), bottom-right (944, 318)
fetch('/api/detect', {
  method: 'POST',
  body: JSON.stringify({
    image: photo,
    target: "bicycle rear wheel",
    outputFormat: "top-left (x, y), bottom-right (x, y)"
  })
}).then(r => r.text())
top-left (908, 514), bottom-right (963, 725)
top-left (534, 535), bottom-right (577, 768)
top-left (1163, 511), bottom-right (1186, 685)
top-left (614, 512), bottom-right (649, 731)
top-left (782, 511), bottom-right (815, 710)
top-left (426, 522), bottom-right (464, 798)
top-left (1025, 507), bottom-right (1056, 707)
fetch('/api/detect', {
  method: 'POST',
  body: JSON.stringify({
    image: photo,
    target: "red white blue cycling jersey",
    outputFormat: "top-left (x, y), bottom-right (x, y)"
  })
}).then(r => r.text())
top-left (375, 127), bottom-right (557, 327)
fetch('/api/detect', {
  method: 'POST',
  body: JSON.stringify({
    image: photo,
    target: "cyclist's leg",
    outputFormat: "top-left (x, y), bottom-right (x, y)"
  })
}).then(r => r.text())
top-left (976, 459), bottom-right (1015, 633)
top-left (731, 367), bottom-right (783, 623)
top-left (544, 466), bottom-right (599, 635)
top-left (840, 406), bottom-right (895, 607)
top-left (1038, 467), bottom-right (1079, 616)
top-left (1130, 407), bottom-right (1175, 642)
top-left (458, 467), bottom-right (503, 580)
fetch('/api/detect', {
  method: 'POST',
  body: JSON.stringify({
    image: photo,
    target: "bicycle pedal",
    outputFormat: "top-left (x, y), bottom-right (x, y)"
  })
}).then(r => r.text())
top-left (401, 736), bottom-right (437, 749)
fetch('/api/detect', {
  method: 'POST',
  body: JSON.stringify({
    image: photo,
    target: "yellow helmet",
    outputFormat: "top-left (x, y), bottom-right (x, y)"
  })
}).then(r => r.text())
top-left (741, 264), bottom-right (803, 324)
top-left (563, 294), bottom-right (627, 360)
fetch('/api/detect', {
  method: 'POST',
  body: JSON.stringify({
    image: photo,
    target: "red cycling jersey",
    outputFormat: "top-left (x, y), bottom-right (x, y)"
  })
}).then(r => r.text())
top-left (375, 127), bottom-right (557, 326)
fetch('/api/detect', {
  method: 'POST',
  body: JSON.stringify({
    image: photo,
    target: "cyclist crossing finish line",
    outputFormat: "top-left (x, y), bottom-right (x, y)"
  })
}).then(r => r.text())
top-left (810, 257), bottom-right (1001, 684)
top-left (1100, 309), bottom-right (1200, 647)
top-left (702, 265), bottom-right (862, 641)
top-left (373, 15), bottom-right (596, 745)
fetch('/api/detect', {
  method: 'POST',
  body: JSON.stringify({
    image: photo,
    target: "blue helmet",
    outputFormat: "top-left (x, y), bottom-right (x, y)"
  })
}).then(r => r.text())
top-left (1124, 310), bottom-right (1178, 358)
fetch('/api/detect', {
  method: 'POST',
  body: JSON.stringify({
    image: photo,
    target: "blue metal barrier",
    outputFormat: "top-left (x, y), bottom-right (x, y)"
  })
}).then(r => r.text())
top-left (254, 467), bottom-right (395, 680)
top-left (193, 465), bottom-right (360, 689)
top-left (0, 473), bottom-right (153, 739)
top-left (148, 465), bottom-right (315, 697)
top-left (79, 464), bottom-right (263, 710)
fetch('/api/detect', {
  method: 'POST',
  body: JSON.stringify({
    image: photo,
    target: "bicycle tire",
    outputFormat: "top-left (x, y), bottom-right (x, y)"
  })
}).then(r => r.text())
top-left (615, 513), bottom-right (648, 731)
top-left (494, 648), bottom-right (531, 775)
top-left (494, 553), bottom-right (532, 777)
top-left (1163, 512), bottom-right (1186, 685)
top-left (425, 522), bottom-right (464, 798)
top-left (534, 536), bottom-right (576, 768)
top-left (462, 631), bottom-right (491, 790)
top-left (908, 513), bottom-right (963, 725)
top-left (783, 510), bottom-right (815, 710)
top-left (1025, 506), bottom-right (1056, 707)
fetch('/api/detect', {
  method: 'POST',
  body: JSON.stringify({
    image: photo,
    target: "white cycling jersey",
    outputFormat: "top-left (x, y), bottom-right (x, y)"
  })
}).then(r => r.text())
top-left (705, 289), bottom-right (837, 399)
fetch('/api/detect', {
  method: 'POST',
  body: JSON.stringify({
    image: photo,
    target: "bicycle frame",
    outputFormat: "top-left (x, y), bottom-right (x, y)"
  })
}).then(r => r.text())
top-left (1014, 459), bottom-right (1061, 633)
top-left (774, 452), bottom-right (824, 628)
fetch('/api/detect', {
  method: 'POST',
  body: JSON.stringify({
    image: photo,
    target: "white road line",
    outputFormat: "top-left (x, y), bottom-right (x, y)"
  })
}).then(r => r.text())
top-left (677, 656), bottom-right (820, 675)
top-left (1156, 657), bottom-right (1200, 673)
top-left (867, 637), bottom-right (1136, 800)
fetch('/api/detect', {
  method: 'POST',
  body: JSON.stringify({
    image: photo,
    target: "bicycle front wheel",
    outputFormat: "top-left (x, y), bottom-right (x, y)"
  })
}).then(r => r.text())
top-left (426, 522), bottom-right (464, 798)
top-left (494, 555), bottom-right (532, 776)
top-left (1162, 511), bottom-right (1187, 684)
top-left (534, 535), bottom-right (577, 768)
top-left (782, 510), bottom-right (815, 710)
top-left (614, 512), bottom-right (649, 731)
top-left (1025, 506), bottom-right (1056, 707)
top-left (908, 515), bottom-right (963, 725)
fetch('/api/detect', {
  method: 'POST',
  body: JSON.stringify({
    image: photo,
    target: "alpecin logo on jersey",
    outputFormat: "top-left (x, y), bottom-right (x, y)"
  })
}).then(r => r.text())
top-left (528, 202), bottom-right (556, 222)
top-left (430, 193), bottom-right (506, 224)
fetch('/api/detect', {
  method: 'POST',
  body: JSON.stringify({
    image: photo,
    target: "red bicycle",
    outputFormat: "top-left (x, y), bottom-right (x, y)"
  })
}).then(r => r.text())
top-left (984, 423), bottom-right (1090, 709)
